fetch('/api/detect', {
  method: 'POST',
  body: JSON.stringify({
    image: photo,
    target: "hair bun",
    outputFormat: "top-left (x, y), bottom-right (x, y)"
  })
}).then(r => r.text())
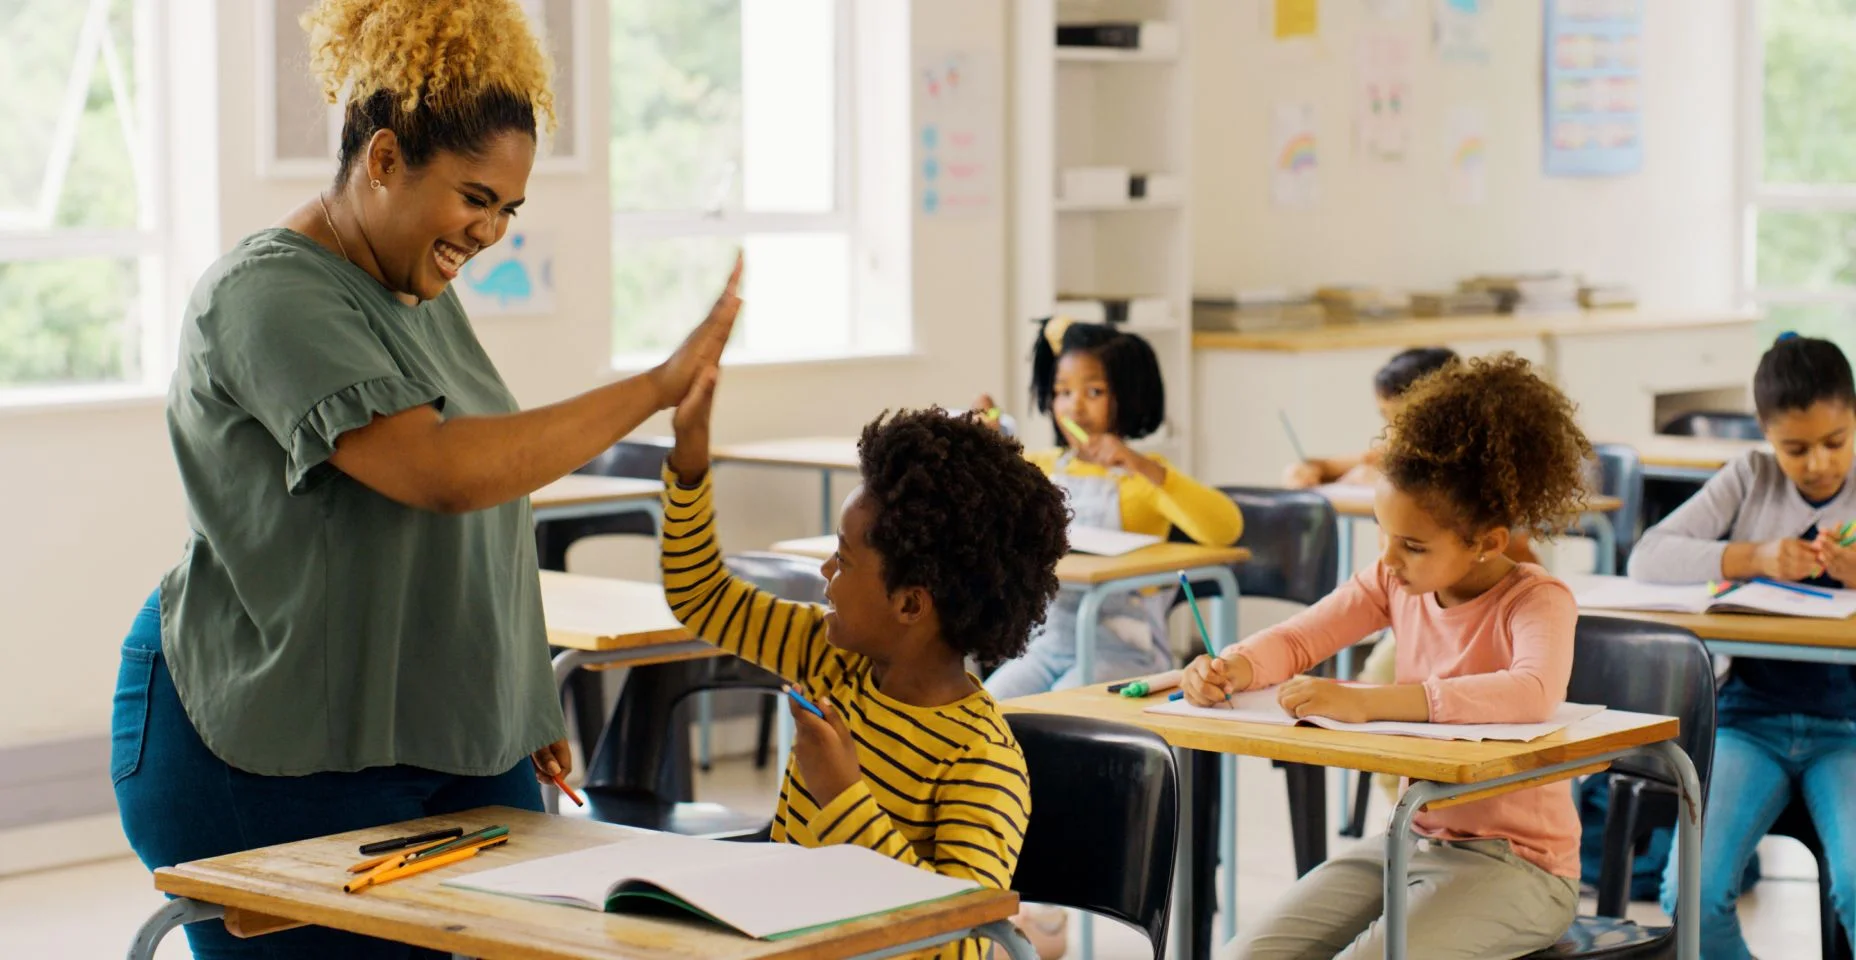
top-left (1777, 331), bottom-right (1800, 342)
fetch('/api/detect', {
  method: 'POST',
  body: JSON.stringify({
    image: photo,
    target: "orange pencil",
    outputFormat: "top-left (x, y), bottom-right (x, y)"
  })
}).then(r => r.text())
top-left (344, 837), bottom-right (505, 893)
top-left (549, 770), bottom-right (584, 808)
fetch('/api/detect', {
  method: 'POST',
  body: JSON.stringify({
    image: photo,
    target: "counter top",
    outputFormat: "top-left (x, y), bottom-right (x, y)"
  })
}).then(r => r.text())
top-left (1192, 311), bottom-right (1756, 353)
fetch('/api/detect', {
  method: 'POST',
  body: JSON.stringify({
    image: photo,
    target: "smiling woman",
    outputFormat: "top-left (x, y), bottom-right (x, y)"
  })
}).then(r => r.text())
top-left (108, 2), bottom-right (742, 958)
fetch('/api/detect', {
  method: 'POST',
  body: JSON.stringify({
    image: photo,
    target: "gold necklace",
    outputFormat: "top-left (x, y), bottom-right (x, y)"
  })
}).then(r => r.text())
top-left (317, 192), bottom-right (352, 262)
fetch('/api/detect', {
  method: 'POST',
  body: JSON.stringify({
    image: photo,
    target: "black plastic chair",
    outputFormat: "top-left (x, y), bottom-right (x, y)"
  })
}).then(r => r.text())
top-left (1007, 713), bottom-right (1179, 958)
top-left (1172, 486), bottom-right (1338, 877)
top-left (1586, 443), bottom-right (1645, 574)
top-left (579, 554), bottom-right (820, 839)
top-left (538, 438), bottom-right (676, 759)
top-left (1525, 615), bottom-right (1718, 959)
top-left (1658, 411), bottom-right (1762, 441)
top-left (1771, 793), bottom-right (1853, 960)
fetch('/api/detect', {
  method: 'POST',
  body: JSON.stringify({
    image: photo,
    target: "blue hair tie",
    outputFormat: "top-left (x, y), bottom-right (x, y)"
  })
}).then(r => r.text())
top-left (1777, 330), bottom-right (1800, 342)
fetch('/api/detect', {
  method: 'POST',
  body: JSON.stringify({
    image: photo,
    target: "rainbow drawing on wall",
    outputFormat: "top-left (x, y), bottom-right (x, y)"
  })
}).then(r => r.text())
top-left (1452, 136), bottom-right (1486, 170)
top-left (1277, 134), bottom-right (1318, 173)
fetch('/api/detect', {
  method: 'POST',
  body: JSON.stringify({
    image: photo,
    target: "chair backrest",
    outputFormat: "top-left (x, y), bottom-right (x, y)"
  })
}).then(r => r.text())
top-left (725, 552), bottom-right (830, 605)
top-left (1658, 410), bottom-right (1762, 441)
top-left (579, 436), bottom-right (676, 481)
top-left (536, 439), bottom-right (679, 568)
top-left (1186, 486), bottom-right (1339, 608)
top-left (1591, 444), bottom-right (1645, 571)
top-left (1005, 713), bottom-right (1178, 958)
top-left (1565, 616), bottom-right (1716, 791)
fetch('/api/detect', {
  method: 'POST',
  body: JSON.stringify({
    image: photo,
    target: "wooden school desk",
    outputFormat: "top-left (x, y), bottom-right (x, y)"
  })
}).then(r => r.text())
top-left (712, 437), bottom-right (861, 535)
top-left (1568, 573), bottom-right (1856, 666)
top-left (539, 571), bottom-right (721, 813)
top-left (1003, 686), bottom-right (1699, 960)
top-left (531, 475), bottom-right (665, 526)
top-left (769, 536), bottom-right (1251, 683)
top-left (1622, 435), bottom-right (1767, 483)
top-left (128, 806), bottom-right (1033, 960)
top-left (1318, 485), bottom-right (1628, 576)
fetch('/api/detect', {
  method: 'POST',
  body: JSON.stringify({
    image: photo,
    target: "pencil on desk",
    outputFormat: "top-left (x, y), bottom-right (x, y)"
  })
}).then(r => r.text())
top-left (348, 836), bottom-right (457, 874)
top-left (345, 838), bottom-right (505, 893)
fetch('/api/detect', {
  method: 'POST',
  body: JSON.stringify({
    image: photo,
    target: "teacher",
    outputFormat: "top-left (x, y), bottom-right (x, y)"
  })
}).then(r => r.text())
top-left (109, 1), bottom-right (738, 957)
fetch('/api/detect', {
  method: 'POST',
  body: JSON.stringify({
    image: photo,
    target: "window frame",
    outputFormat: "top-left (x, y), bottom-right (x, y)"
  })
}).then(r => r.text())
top-left (0, 0), bottom-right (175, 403)
top-left (1735, 0), bottom-right (1856, 314)
top-left (606, 0), bottom-right (879, 370)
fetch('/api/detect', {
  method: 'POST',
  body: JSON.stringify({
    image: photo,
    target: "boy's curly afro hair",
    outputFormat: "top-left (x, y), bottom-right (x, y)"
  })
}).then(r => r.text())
top-left (857, 409), bottom-right (1070, 669)
top-left (1382, 352), bottom-right (1593, 542)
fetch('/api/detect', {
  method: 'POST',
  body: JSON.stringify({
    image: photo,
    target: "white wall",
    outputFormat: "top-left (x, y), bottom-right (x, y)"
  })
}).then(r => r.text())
top-left (1190, 0), bottom-right (1737, 308)
top-left (0, 0), bottom-right (1007, 754)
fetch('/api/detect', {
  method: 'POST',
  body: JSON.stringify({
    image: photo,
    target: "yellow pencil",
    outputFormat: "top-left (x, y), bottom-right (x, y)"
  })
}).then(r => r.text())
top-left (347, 836), bottom-right (456, 874)
top-left (344, 838), bottom-right (504, 893)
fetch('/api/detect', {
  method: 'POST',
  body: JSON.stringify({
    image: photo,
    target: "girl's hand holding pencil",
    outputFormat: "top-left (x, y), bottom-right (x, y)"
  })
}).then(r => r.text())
top-left (1182, 653), bottom-right (1251, 707)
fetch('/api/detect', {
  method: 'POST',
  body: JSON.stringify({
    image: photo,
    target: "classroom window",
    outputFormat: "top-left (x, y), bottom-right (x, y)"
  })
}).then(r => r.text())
top-left (1741, 0), bottom-right (1856, 355)
top-left (608, 0), bottom-right (901, 367)
top-left (0, 0), bottom-right (170, 395)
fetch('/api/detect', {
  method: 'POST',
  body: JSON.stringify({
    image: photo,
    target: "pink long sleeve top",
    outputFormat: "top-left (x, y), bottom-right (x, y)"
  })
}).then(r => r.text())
top-left (1232, 561), bottom-right (1580, 877)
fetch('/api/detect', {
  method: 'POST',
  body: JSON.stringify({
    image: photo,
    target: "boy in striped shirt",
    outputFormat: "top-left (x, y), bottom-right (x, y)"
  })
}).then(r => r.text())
top-left (660, 370), bottom-right (1070, 958)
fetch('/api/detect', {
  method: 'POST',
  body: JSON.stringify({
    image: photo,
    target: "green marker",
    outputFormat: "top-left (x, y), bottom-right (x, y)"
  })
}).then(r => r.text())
top-left (1059, 415), bottom-right (1089, 446)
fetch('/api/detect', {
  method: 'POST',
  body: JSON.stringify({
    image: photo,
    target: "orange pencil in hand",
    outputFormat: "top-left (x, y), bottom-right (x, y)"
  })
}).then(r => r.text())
top-left (548, 769), bottom-right (584, 808)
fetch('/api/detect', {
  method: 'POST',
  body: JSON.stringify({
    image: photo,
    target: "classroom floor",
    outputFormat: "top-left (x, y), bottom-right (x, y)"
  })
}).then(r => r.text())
top-left (3, 752), bottom-right (1826, 959)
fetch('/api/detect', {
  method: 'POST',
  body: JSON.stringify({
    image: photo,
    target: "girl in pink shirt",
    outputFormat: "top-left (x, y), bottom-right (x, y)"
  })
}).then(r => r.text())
top-left (1184, 353), bottom-right (1595, 960)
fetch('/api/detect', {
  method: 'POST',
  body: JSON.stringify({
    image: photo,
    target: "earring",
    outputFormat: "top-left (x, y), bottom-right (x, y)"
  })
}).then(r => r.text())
top-left (370, 178), bottom-right (383, 190)
top-left (1477, 553), bottom-right (1487, 563)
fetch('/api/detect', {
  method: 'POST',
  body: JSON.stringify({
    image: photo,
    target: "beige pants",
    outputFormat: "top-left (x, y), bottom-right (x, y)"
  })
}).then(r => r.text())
top-left (1220, 835), bottom-right (1578, 960)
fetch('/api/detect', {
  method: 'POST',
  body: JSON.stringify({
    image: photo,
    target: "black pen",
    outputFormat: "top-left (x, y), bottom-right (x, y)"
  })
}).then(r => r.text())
top-left (356, 827), bottom-right (464, 856)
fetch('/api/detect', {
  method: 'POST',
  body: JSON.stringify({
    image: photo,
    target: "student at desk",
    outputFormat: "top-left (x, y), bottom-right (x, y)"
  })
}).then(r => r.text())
top-left (1628, 333), bottom-right (1856, 960)
top-left (974, 317), bottom-right (1243, 699)
top-left (659, 370), bottom-right (1070, 960)
top-left (1185, 354), bottom-right (1594, 959)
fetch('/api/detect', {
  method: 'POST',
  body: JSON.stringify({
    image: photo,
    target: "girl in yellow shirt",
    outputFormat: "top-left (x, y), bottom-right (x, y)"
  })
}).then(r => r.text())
top-left (976, 318), bottom-right (1243, 699)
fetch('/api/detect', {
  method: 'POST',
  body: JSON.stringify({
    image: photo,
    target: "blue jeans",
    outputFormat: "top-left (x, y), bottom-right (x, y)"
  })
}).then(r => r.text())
top-left (1659, 711), bottom-right (1856, 960)
top-left (112, 589), bottom-right (543, 959)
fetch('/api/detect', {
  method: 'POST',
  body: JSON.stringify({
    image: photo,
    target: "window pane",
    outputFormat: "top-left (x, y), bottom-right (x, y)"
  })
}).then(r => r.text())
top-left (0, 0), bottom-right (142, 229)
top-left (1755, 208), bottom-right (1856, 289)
top-left (1763, 0), bottom-right (1856, 183)
top-left (1762, 303), bottom-right (1856, 362)
top-left (0, 257), bottom-right (142, 387)
top-left (611, 232), bottom-right (850, 365)
top-left (608, 0), bottom-right (835, 213)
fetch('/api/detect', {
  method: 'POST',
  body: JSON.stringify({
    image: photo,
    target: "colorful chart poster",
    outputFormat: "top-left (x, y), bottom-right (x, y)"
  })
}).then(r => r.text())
top-left (1355, 34), bottom-right (1412, 162)
top-left (1444, 105), bottom-right (1488, 205)
top-left (1432, 0), bottom-right (1489, 62)
top-left (915, 50), bottom-right (1000, 217)
top-left (1272, 102), bottom-right (1320, 207)
top-left (1273, 0), bottom-right (1320, 40)
top-left (1542, 0), bottom-right (1643, 177)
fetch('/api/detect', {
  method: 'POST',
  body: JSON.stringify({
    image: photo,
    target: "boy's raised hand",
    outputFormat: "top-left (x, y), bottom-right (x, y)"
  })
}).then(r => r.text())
top-left (971, 393), bottom-right (1004, 433)
top-left (788, 695), bottom-right (862, 805)
top-left (668, 367), bottom-right (719, 484)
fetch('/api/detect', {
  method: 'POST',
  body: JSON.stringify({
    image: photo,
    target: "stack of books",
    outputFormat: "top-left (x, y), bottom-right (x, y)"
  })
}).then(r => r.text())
top-left (1410, 288), bottom-right (1502, 317)
top-left (1192, 292), bottom-right (1325, 333)
top-left (1579, 282), bottom-right (1638, 309)
top-left (1463, 273), bottom-right (1582, 315)
top-left (1314, 286), bottom-right (1412, 323)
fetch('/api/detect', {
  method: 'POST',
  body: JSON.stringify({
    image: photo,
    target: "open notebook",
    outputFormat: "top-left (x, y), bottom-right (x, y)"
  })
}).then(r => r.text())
top-left (443, 833), bottom-right (979, 940)
top-left (1576, 577), bottom-right (1856, 620)
top-left (1146, 686), bottom-right (1604, 742)
top-left (1067, 525), bottom-right (1162, 556)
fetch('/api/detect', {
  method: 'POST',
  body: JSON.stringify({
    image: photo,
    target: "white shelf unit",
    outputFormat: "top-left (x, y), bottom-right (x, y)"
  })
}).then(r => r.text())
top-left (1012, 0), bottom-right (1194, 469)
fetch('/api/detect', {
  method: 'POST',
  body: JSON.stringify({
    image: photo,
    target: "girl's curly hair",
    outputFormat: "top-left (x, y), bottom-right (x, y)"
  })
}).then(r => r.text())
top-left (301, 0), bottom-right (556, 183)
top-left (1381, 353), bottom-right (1593, 541)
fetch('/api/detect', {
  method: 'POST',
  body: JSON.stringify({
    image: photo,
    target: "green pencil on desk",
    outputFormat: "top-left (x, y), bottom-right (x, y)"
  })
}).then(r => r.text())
top-left (1177, 571), bottom-right (1229, 700)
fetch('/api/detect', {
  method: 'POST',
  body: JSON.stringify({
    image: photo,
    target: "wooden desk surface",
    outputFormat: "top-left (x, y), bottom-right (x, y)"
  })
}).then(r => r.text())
top-left (531, 475), bottom-right (664, 509)
top-left (1001, 685), bottom-right (1675, 785)
top-left (1567, 574), bottom-right (1856, 650)
top-left (540, 571), bottom-right (716, 662)
top-left (1612, 435), bottom-right (1765, 471)
top-left (713, 438), bottom-right (861, 471)
top-left (1192, 311), bottom-right (1755, 353)
top-left (1315, 485), bottom-right (1621, 519)
top-left (768, 537), bottom-right (1249, 586)
top-left (154, 806), bottom-right (1017, 960)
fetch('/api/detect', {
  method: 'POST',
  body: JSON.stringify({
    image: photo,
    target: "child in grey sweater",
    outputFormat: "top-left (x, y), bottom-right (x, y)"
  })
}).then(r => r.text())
top-left (1627, 333), bottom-right (1856, 960)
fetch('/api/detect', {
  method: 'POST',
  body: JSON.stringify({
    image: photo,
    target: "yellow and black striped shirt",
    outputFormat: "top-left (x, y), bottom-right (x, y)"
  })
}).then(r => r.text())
top-left (661, 468), bottom-right (1030, 959)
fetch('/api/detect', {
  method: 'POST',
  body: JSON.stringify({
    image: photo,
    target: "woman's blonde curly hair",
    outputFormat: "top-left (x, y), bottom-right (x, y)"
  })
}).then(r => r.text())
top-left (300, 0), bottom-right (556, 180)
top-left (1381, 352), bottom-right (1594, 542)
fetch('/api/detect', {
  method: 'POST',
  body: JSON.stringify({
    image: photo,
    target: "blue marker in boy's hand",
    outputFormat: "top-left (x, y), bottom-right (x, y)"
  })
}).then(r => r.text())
top-left (783, 684), bottom-right (826, 720)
